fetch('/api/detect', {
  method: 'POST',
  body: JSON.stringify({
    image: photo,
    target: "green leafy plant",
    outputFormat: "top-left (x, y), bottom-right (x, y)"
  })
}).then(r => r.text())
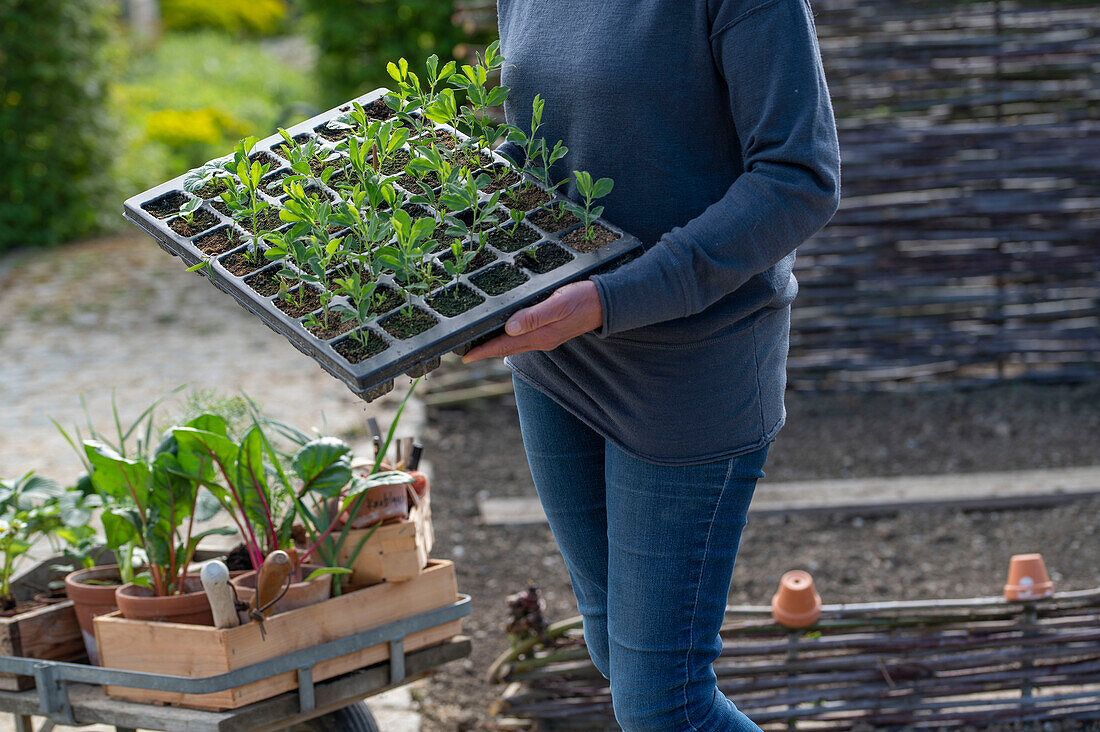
top-left (561, 171), bottom-right (614, 242)
top-left (177, 198), bottom-right (203, 228)
top-left (81, 423), bottom-right (233, 597)
top-left (0, 473), bottom-right (66, 609)
top-left (448, 41), bottom-right (509, 163)
top-left (375, 209), bottom-right (437, 310)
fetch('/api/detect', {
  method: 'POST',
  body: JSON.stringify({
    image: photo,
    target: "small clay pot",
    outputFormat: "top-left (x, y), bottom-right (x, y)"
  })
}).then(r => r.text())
top-left (347, 481), bottom-right (410, 528)
top-left (115, 576), bottom-right (214, 626)
top-left (65, 566), bottom-right (124, 664)
top-left (231, 564), bottom-right (332, 616)
top-left (1004, 553), bottom-right (1054, 602)
top-left (771, 570), bottom-right (822, 629)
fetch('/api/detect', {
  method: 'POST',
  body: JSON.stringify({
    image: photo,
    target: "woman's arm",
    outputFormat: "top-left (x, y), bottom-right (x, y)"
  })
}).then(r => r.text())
top-left (464, 0), bottom-right (839, 361)
top-left (591, 0), bottom-right (841, 336)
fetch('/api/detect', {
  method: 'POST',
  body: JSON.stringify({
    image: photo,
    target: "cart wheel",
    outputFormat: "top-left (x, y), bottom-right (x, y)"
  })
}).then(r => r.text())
top-left (287, 701), bottom-right (380, 732)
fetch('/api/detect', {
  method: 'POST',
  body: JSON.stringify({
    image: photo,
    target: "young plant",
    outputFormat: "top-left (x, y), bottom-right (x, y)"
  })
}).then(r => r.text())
top-left (448, 41), bottom-right (509, 162)
top-left (374, 209), bottom-right (437, 310)
top-left (176, 197), bottom-right (202, 227)
top-left (82, 423), bottom-right (234, 597)
top-left (441, 238), bottom-right (479, 280)
top-left (0, 473), bottom-right (65, 609)
top-left (440, 168), bottom-right (501, 243)
top-left (182, 157), bottom-right (232, 198)
top-left (219, 137), bottom-right (273, 262)
top-left (256, 384), bottom-right (420, 596)
top-left (276, 129), bottom-right (339, 190)
top-left (561, 171), bottom-right (614, 242)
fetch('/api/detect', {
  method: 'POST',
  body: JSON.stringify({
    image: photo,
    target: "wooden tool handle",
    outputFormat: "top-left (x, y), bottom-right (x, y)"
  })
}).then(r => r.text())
top-left (253, 550), bottom-right (292, 618)
top-left (200, 561), bottom-right (240, 629)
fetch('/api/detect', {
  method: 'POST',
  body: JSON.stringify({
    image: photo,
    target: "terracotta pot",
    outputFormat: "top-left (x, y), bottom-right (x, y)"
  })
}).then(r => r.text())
top-left (64, 566), bottom-right (124, 664)
top-left (1004, 553), bottom-right (1054, 601)
top-left (771, 570), bottom-right (822, 629)
top-left (347, 481), bottom-right (410, 528)
top-left (231, 564), bottom-right (332, 616)
top-left (115, 576), bottom-right (214, 625)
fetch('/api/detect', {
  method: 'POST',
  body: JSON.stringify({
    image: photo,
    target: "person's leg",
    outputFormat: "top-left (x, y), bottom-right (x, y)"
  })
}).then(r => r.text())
top-left (604, 443), bottom-right (769, 731)
top-left (512, 376), bottom-right (612, 676)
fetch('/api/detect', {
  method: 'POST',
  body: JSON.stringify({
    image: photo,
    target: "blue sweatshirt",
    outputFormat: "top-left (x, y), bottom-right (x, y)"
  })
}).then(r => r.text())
top-left (497, 0), bottom-right (841, 465)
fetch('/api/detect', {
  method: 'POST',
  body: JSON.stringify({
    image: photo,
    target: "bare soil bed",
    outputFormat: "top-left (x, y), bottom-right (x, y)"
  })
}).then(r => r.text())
top-left (418, 381), bottom-right (1100, 730)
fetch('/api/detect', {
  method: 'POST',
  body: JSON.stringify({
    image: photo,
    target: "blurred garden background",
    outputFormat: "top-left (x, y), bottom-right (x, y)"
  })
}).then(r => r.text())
top-left (1, 1), bottom-right (1099, 729)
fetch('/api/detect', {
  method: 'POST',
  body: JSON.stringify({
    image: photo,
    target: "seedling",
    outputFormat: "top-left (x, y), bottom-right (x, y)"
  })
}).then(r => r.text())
top-left (177, 197), bottom-right (202, 227)
top-left (448, 41), bottom-right (509, 162)
top-left (508, 208), bottom-right (526, 235)
top-left (276, 128), bottom-right (339, 189)
top-left (374, 209), bottom-right (437, 312)
top-left (561, 171), bottom-right (614, 242)
top-left (183, 158), bottom-right (231, 197)
top-left (219, 137), bottom-right (273, 261)
top-left (440, 168), bottom-right (501, 243)
top-left (442, 238), bottom-right (479, 280)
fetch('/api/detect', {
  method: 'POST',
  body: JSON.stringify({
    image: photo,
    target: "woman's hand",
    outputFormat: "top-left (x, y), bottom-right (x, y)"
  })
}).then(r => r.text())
top-left (461, 280), bottom-right (603, 363)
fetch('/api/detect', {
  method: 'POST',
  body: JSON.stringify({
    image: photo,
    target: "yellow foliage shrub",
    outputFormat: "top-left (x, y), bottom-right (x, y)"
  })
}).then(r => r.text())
top-left (161, 0), bottom-right (288, 36)
top-left (145, 108), bottom-right (250, 150)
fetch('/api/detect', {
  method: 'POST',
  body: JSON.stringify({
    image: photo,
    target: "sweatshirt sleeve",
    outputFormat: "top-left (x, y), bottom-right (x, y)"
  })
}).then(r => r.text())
top-left (589, 0), bottom-right (841, 336)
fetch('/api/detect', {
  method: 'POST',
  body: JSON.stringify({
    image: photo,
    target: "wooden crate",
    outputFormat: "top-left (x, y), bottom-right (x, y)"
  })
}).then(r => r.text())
top-left (95, 559), bottom-right (460, 710)
top-left (337, 491), bottom-right (434, 586)
top-left (0, 600), bottom-right (85, 690)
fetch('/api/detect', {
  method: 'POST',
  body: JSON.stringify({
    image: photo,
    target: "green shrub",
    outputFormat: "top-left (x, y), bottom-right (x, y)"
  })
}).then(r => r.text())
top-left (161, 0), bottom-right (289, 36)
top-left (0, 0), bottom-right (118, 251)
top-left (300, 0), bottom-right (489, 105)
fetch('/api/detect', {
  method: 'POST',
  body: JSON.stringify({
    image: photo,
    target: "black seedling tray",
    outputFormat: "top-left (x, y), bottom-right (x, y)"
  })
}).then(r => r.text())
top-left (123, 89), bottom-right (643, 401)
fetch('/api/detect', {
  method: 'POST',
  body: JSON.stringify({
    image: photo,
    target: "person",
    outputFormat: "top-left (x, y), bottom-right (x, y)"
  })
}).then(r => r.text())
top-left (462, 0), bottom-right (841, 728)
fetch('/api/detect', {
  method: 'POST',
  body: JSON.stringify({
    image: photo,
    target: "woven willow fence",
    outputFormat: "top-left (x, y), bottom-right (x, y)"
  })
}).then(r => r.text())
top-left (490, 588), bottom-right (1100, 729)
top-left (455, 0), bottom-right (1100, 389)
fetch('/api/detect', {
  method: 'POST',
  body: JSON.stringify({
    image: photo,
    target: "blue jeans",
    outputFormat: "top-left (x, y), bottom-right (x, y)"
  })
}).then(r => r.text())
top-left (513, 376), bottom-right (768, 731)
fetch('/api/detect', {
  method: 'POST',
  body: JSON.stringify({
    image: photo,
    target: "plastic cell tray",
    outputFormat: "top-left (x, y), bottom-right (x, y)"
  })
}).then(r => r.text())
top-left (123, 89), bottom-right (643, 400)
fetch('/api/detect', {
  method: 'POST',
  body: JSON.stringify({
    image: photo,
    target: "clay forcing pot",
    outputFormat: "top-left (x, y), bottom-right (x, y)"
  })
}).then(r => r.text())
top-left (231, 564), bottom-right (332, 616)
top-left (115, 576), bottom-right (214, 626)
top-left (65, 565), bottom-right (124, 664)
top-left (771, 570), bottom-right (822, 629)
top-left (1004, 553), bottom-right (1054, 602)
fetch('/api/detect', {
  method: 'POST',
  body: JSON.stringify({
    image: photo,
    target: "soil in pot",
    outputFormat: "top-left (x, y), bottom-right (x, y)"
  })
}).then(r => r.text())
top-left (355, 284), bottom-right (404, 317)
top-left (239, 207), bottom-right (284, 235)
top-left (305, 312), bottom-right (356, 341)
top-left (438, 243), bottom-right (497, 273)
top-left (276, 287), bottom-right (323, 318)
top-left (231, 564), bottom-right (332, 616)
top-left (272, 133), bottom-right (315, 161)
top-left (223, 543), bottom-right (254, 572)
top-left (402, 203), bottom-right (434, 221)
top-left (562, 224), bottom-right (622, 253)
top-left (249, 150), bottom-right (281, 169)
top-left (195, 226), bottom-right (240, 256)
top-left (260, 168), bottom-right (290, 196)
top-left (142, 191), bottom-right (189, 219)
top-left (334, 331), bottom-right (390, 364)
top-left (482, 166), bottom-right (521, 194)
top-left (115, 576), bottom-right (214, 626)
top-left (65, 565), bottom-right (124, 665)
top-left (380, 149), bottom-right (412, 176)
top-left (471, 263), bottom-right (529, 296)
top-left (380, 307), bottom-right (438, 340)
top-left (246, 267), bottom-right (282, 297)
top-left (221, 250), bottom-right (266, 277)
top-left (195, 178), bottom-right (228, 200)
top-left (414, 127), bottom-right (457, 150)
top-left (168, 209), bottom-right (219, 237)
top-left (427, 284), bottom-right (484, 317)
top-left (486, 224), bottom-right (540, 253)
top-left (502, 184), bottom-right (550, 212)
top-left (314, 121), bottom-right (352, 142)
top-left (529, 205), bottom-right (581, 234)
top-left (516, 242), bottom-right (574, 274)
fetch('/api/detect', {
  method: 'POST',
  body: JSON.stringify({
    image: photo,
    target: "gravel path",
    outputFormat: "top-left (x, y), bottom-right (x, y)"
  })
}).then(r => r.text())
top-left (0, 234), bottom-right (425, 484)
